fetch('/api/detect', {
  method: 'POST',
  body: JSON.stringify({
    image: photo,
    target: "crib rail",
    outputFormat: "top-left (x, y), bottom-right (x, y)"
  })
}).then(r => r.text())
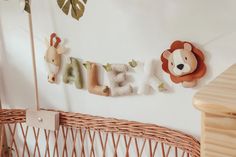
top-left (0, 109), bottom-right (200, 157)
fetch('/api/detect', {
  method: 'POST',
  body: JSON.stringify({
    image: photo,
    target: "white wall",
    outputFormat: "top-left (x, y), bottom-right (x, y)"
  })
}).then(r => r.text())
top-left (0, 0), bottom-right (236, 138)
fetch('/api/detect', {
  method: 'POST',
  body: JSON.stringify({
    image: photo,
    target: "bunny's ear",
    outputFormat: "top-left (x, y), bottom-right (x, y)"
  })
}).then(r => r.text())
top-left (163, 50), bottom-right (171, 59)
top-left (184, 43), bottom-right (192, 51)
top-left (54, 37), bottom-right (61, 48)
top-left (50, 33), bottom-right (56, 46)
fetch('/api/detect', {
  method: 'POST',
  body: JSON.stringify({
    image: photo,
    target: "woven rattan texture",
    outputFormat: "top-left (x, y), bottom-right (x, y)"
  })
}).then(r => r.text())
top-left (0, 109), bottom-right (200, 157)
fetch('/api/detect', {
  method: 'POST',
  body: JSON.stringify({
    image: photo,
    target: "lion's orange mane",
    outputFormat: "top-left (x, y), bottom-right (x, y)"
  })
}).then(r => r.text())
top-left (161, 41), bottom-right (206, 83)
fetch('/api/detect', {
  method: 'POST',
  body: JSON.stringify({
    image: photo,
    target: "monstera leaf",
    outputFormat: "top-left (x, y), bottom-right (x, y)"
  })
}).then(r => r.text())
top-left (20, 0), bottom-right (30, 13)
top-left (57, 0), bottom-right (87, 21)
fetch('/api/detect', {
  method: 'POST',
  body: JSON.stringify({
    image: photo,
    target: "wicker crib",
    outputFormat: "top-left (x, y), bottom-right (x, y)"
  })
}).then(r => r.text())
top-left (0, 109), bottom-right (200, 157)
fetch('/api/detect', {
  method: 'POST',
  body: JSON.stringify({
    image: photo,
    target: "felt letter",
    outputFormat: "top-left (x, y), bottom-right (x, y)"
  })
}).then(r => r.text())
top-left (137, 59), bottom-right (166, 95)
top-left (106, 64), bottom-right (133, 96)
top-left (63, 57), bottom-right (83, 89)
top-left (87, 62), bottom-right (110, 96)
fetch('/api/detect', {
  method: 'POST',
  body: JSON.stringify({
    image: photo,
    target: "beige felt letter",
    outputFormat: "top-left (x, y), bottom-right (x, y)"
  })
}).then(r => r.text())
top-left (87, 62), bottom-right (110, 96)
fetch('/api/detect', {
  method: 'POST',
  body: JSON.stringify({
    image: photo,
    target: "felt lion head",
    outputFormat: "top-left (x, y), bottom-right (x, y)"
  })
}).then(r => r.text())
top-left (161, 40), bottom-right (206, 88)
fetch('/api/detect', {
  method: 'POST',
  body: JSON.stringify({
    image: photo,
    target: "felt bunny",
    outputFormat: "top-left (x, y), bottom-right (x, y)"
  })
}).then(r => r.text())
top-left (44, 33), bottom-right (65, 83)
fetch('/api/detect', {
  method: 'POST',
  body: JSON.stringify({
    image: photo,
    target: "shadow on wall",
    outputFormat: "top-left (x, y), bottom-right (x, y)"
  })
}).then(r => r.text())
top-left (0, 7), bottom-right (59, 154)
top-left (1, 62), bottom-right (58, 110)
top-left (0, 17), bottom-right (7, 104)
top-left (192, 41), bottom-right (212, 90)
top-left (0, 16), bottom-right (55, 110)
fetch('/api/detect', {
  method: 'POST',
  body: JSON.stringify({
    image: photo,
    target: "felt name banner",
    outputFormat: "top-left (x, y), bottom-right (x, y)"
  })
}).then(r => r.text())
top-left (63, 61), bottom-right (135, 96)
top-left (61, 59), bottom-right (166, 96)
top-left (19, 2), bottom-right (207, 95)
top-left (44, 36), bottom-right (207, 96)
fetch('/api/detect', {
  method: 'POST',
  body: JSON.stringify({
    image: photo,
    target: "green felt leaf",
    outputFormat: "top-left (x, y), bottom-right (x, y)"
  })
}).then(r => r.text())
top-left (129, 59), bottom-right (138, 68)
top-left (103, 63), bottom-right (112, 72)
top-left (71, 0), bottom-right (85, 20)
top-left (57, 0), bottom-right (65, 8)
top-left (62, 0), bottom-right (70, 15)
top-left (83, 62), bottom-right (90, 69)
top-left (158, 83), bottom-right (167, 91)
top-left (83, 63), bottom-right (88, 69)
top-left (57, 0), bottom-right (86, 21)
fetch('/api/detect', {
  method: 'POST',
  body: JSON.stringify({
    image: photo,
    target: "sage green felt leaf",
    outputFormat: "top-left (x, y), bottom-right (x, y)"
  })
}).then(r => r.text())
top-left (57, 0), bottom-right (65, 8)
top-left (83, 62), bottom-right (90, 69)
top-left (24, 0), bottom-right (31, 14)
top-left (62, 0), bottom-right (70, 15)
top-left (103, 63), bottom-right (112, 72)
top-left (57, 0), bottom-right (86, 21)
top-left (158, 83), bottom-right (166, 91)
top-left (71, 0), bottom-right (85, 20)
top-left (129, 59), bottom-right (138, 68)
top-left (83, 63), bottom-right (88, 69)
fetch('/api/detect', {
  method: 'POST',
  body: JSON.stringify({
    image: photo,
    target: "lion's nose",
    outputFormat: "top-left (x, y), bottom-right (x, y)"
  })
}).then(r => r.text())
top-left (177, 64), bottom-right (184, 70)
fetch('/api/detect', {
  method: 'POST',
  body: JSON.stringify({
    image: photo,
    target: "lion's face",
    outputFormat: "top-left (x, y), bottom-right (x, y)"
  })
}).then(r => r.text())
top-left (163, 43), bottom-right (198, 77)
top-left (161, 41), bottom-right (206, 85)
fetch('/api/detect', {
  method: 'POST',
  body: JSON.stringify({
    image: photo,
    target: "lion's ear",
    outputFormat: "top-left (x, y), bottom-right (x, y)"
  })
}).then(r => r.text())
top-left (184, 43), bottom-right (192, 51)
top-left (163, 50), bottom-right (171, 59)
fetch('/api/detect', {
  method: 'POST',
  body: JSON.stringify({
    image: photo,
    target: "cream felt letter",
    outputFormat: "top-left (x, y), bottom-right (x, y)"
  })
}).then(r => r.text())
top-left (137, 59), bottom-right (166, 95)
top-left (106, 64), bottom-right (133, 96)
